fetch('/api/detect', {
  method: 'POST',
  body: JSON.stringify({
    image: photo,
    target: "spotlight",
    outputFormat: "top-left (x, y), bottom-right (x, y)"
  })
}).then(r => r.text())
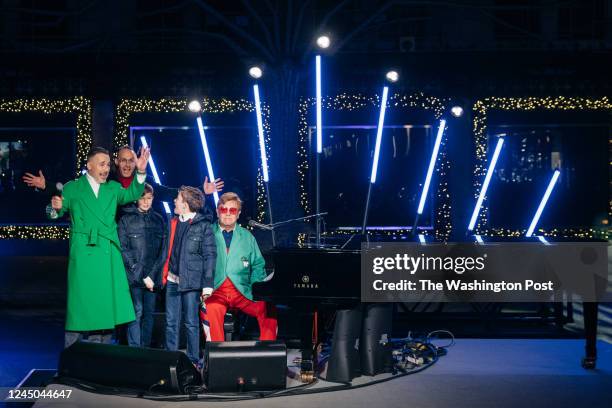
top-left (188, 100), bottom-right (201, 113)
top-left (249, 66), bottom-right (263, 79)
top-left (316, 35), bottom-right (331, 49)
top-left (451, 105), bottom-right (464, 117)
top-left (385, 70), bottom-right (399, 83)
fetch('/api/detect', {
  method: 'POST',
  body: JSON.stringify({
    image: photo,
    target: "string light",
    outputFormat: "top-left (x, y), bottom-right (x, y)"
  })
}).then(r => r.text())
top-left (298, 92), bottom-right (450, 241)
top-left (0, 225), bottom-right (71, 240)
top-left (0, 97), bottom-right (92, 239)
top-left (472, 96), bottom-right (611, 239)
top-left (5, 95), bottom-right (607, 241)
top-left (114, 98), bottom-right (270, 225)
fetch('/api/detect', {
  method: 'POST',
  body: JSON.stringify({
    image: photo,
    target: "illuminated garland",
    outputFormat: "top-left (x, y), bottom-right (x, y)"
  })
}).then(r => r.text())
top-left (472, 96), bottom-right (612, 238)
top-left (115, 98), bottom-right (271, 223)
top-left (298, 92), bottom-right (450, 241)
top-left (0, 97), bottom-right (92, 239)
top-left (486, 228), bottom-right (607, 240)
top-left (0, 225), bottom-right (70, 240)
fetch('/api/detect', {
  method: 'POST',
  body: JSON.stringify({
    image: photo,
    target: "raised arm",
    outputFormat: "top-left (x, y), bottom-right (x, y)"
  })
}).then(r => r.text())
top-left (23, 170), bottom-right (46, 190)
top-left (203, 176), bottom-right (224, 195)
top-left (153, 176), bottom-right (222, 204)
top-left (151, 184), bottom-right (178, 203)
top-left (117, 147), bottom-right (149, 205)
top-left (117, 175), bottom-right (146, 206)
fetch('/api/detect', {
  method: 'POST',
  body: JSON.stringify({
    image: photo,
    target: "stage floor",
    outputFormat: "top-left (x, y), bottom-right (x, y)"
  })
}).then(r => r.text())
top-left (26, 338), bottom-right (612, 408)
top-left (2, 305), bottom-right (612, 407)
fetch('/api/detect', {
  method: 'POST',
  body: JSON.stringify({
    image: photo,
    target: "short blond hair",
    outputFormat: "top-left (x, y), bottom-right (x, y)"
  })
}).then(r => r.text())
top-left (218, 192), bottom-right (242, 210)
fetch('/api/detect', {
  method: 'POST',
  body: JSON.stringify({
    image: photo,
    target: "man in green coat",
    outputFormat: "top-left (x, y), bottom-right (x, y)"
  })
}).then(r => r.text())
top-left (49, 146), bottom-right (150, 347)
top-left (200, 192), bottom-right (277, 342)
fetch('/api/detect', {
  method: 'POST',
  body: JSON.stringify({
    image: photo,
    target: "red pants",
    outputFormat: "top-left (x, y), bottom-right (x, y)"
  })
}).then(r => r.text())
top-left (200, 278), bottom-right (277, 342)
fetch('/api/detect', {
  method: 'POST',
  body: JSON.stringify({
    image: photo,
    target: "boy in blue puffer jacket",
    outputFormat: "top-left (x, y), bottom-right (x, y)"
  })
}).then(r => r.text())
top-left (118, 183), bottom-right (167, 347)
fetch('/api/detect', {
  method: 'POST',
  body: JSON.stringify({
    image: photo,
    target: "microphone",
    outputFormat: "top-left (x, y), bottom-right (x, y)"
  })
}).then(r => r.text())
top-left (248, 219), bottom-right (273, 231)
top-left (45, 181), bottom-right (63, 198)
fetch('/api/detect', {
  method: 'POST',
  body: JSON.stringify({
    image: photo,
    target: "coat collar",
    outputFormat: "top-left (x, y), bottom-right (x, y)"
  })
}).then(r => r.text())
top-left (77, 175), bottom-right (112, 227)
top-left (171, 211), bottom-right (208, 226)
top-left (214, 222), bottom-right (243, 235)
top-left (213, 223), bottom-right (244, 254)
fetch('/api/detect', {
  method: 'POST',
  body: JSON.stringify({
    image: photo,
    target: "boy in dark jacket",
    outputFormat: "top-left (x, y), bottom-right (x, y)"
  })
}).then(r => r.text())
top-left (118, 183), bottom-right (167, 347)
top-left (161, 186), bottom-right (216, 364)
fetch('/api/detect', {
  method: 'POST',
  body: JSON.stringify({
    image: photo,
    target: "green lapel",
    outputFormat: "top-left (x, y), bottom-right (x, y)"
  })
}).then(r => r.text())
top-left (214, 223), bottom-right (245, 265)
top-left (78, 175), bottom-right (110, 227)
top-left (231, 224), bottom-right (245, 251)
top-left (98, 180), bottom-right (115, 215)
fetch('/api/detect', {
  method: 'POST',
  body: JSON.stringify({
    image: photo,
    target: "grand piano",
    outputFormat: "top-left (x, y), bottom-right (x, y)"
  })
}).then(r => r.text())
top-left (254, 247), bottom-right (361, 306)
top-left (253, 245), bottom-right (362, 382)
top-left (252, 233), bottom-right (603, 379)
top-left (253, 234), bottom-right (429, 381)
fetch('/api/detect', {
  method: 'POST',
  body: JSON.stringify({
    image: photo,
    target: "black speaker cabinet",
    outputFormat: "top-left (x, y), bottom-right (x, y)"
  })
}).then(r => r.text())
top-left (58, 342), bottom-right (201, 394)
top-left (325, 308), bottom-right (362, 383)
top-left (360, 303), bottom-right (393, 376)
top-left (204, 341), bottom-right (286, 392)
top-left (325, 303), bottom-right (393, 381)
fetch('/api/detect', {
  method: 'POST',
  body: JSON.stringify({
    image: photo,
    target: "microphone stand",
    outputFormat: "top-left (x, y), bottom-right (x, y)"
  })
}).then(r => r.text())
top-left (258, 213), bottom-right (328, 248)
top-left (264, 212), bottom-right (328, 230)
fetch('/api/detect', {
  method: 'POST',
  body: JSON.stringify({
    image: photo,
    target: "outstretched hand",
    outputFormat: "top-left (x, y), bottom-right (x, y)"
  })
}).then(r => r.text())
top-left (23, 170), bottom-right (46, 190)
top-left (203, 176), bottom-right (224, 195)
top-left (136, 147), bottom-right (150, 174)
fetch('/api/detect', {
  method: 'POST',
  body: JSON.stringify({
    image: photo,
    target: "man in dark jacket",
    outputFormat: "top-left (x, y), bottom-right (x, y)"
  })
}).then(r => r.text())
top-left (161, 186), bottom-right (216, 364)
top-left (118, 183), bottom-right (167, 347)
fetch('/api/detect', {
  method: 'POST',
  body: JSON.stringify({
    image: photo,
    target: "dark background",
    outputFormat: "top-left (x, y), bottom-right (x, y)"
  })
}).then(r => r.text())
top-left (1, 0), bottom-right (610, 240)
top-left (0, 4), bottom-right (610, 385)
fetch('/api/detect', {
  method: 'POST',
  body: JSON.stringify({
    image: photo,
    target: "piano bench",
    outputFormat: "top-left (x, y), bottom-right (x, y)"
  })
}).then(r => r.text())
top-left (223, 312), bottom-right (235, 341)
top-left (223, 311), bottom-right (255, 342)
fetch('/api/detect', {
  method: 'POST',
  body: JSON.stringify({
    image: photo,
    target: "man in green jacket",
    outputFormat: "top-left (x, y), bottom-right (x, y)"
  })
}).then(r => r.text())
top-left (201, 192), bottom-right (277, 342)
top-left (49, 146), bottom-right (150, 347)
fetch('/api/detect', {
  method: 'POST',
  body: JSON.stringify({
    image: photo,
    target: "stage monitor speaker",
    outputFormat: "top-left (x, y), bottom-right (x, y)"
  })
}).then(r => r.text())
top-left (360, 303), bottom-right (393, 376)
top-left (58, 342), bottom-right (201, 394)
top-left (325, 308), bottom-right (362, 383)
top-left (204, 341), bottom-right (286, 392)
